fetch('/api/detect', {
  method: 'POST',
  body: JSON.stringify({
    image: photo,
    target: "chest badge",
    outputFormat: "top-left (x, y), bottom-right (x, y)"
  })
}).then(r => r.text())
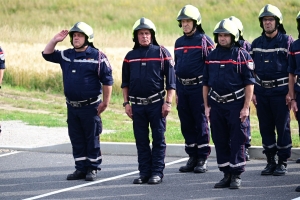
top-left (72, 70), bottom-right (76, 73)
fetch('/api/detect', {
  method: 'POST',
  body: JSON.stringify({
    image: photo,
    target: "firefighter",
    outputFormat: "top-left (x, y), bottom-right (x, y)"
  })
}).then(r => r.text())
top-left (203, 19), bottom-right (255, 189)
top-left (42, 22), bottom-right (113, 181)
top-left (121, 17), bottom-right (176, 184)
top-left (175, 5), bottom-right (214, 173)
top-left (251, 4), bottom-right (293, 176)
top-left (228, 16), bottom-right (252, 161)
top-left (289, 11), bottom-right (300, 168)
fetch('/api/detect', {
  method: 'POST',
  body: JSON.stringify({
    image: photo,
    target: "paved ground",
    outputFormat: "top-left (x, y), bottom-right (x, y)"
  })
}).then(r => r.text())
top-left (1, 150), bottom-right (300, 200)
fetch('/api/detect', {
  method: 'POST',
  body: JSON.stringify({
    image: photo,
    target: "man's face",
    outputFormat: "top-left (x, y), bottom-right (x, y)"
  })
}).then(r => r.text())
top-left (262, 16), bottom-right (276, 34)
top-left (137, 29), bottom-right (152, 46)
top-left (181, 19), bottom-right (194, 34)
top-left (72, 32), bottom-right (86, 48)
top-left (218, 33), bottom-right (232, 48)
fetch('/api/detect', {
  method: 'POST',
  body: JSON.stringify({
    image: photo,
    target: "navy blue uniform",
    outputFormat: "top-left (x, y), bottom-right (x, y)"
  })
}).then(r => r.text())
top-left (121, 44), bottom-right (176, 178)
top-left (174, 30), bottom-right (214, 159)
top-left (0, 47), bottom-right (5, 70)
top-left (288, 39), bottom-right (300, 134)
top-left (251, 32), bottom-right (293, 161)
top-left (203, 45), bottom-right (255, 175)
top-left (42, 46), bottom-right (113, 172)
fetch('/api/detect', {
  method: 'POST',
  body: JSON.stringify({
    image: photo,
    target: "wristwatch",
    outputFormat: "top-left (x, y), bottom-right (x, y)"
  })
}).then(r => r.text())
top-left (123, 102), bottom-right (130, 107)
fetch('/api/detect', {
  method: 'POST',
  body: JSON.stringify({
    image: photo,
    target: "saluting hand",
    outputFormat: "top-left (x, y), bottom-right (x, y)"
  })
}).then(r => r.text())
top-left (53, 30), bottom-right (69, 43)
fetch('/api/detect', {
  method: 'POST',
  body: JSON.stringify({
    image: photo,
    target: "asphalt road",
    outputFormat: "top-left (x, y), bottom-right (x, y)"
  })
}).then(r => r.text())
top-left (1, 150), bottom-right (300, 200)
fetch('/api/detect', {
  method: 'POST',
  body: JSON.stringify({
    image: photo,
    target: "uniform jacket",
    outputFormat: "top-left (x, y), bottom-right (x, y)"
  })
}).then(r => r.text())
top-left (174, 30), bottom-right (214, 88)
top-left (250, 32), bottom-right (293, 96)
top-left (0, 47), bottom-right (5, 69)
top-left (121, 44), bottom-right (176, 98)
top-left (203, 44), bottom-right (255, 107)
top-left (288, 39), bottom-right (300, 93)
top-left (42, 46), bottom-right (113, 101)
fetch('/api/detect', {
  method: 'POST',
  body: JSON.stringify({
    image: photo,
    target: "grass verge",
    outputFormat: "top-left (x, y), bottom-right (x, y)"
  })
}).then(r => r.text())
top-left (0, 85), bottom-right (299, 147)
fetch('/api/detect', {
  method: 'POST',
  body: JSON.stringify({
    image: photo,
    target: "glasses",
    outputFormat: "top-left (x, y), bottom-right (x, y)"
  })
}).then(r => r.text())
top-left (263, 18), bottom-right (275, 22)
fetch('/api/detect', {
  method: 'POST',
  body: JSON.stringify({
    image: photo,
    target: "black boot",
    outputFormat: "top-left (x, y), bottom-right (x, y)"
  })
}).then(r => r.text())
top-left (67, 170), bottom-right (86, 180)
top-left (261, 153), bottom-right (277, 175)
top-left (229, 175), bottom-right (241, 189)
top-left (85, 168), bottom-right (97, 181)
top-left (179, 157), bottom-right (197, 172)
top-left (214, 173), bottom-right (231, 188)
top-left (194, 159), bottom-right (207, 173)
top-left (273, 160), bottom-right (287, 176)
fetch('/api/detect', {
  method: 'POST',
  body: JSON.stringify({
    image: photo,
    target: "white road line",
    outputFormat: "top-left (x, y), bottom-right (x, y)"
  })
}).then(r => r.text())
top-left (0, 151), bottom-right (19, 157)
top-left (23, 157), bottom-right (188, 200)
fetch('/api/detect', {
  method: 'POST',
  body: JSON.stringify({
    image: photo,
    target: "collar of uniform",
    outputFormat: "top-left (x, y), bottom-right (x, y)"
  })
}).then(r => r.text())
top-left (72, 46), bottom-right (93, 58)
top-left (139, 43), bottom-right (153, 50)
top-left (184, 29), bottom-right (199, 38)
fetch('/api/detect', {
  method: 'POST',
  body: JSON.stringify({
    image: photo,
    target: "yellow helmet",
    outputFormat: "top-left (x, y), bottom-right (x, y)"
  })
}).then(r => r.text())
top-left (228, 16), bottom-right (244, 37)
top-left (69, 22), bottom-right (94, 43)
top-left (213, 19), bottom-right (239, 43)
top-left (132, 17), bottom-right (156, 40)
top-left (258, 4), bottom-right (283, 24)
top-left (177, 5), bottom-right (201, 27)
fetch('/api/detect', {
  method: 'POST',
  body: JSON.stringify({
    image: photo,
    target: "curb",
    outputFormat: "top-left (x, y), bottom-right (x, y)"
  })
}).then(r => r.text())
top-left (1, 142), bottom-right (300, 160)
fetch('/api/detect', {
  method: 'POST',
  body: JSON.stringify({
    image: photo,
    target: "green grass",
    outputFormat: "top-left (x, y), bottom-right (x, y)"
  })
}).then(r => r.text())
top-left (1, 85), bottom-right (300, 147)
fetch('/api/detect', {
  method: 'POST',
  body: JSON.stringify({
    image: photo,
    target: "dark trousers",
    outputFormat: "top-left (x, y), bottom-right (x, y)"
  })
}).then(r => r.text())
top-left (210, 105), bottom-right (247, 175)
top-left (132, 101), bottom-right (166, 178)
top-left (67, 102), bottom-right (102, 172)
top-left (256, 94), bottom-right (292, 161)
top-left (177, 89), bottom-right (211, 159)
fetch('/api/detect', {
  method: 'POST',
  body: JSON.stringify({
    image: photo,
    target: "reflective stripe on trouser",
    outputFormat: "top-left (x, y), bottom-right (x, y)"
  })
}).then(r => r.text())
top-left (256, 94), bottom-right (292, 160)
top-left (210, 105), bottom-right (247, 175)
top-left (67, 102), bottom-right (102, 172)
top-left (177, 88), bottom-right (211, 159)
top-left (132, 101), bottom-right (166, 178)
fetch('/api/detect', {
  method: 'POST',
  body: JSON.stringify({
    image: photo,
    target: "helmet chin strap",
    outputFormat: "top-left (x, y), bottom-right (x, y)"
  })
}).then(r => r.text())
top-left (72, 38), bottom-right (89, 49)
top-left (265, 27), bottom-right (277, 35)
top-left (184, 26), bottom-right (196, 35)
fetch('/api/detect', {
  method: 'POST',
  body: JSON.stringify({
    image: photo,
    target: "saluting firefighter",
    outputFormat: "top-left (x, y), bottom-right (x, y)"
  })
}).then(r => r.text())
top-left (289, 12), bottom-right (300, 168)
top-left (251, 4), bottom-right (293, 176)
top-left (203, 19), bottom-right (255, 189)
top-left (174, 5), bottom-right (214, 173)
top-left (42, 22), bottom-right (113, 181)
top-left (121, 18), bottom-right (176, 184)
top-left (227, 16), bottom-right (252, 161)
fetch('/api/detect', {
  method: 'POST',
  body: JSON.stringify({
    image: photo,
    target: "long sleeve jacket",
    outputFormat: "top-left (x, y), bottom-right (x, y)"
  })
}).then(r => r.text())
top-left (121, 44), bottom-right (176, 98)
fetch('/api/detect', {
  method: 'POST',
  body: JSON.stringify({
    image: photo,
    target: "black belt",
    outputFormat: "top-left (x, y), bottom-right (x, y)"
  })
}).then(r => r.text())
top-left (209, 88), bottom-right (245, 103)
top-left (66, 96), bottom-right (101, 107)
top-left (129, 90), bottom-right (165, 105)
top-left (255, 76), bottom-right (288, 88)
top-left (177, 75), bottom-right (203, 85)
